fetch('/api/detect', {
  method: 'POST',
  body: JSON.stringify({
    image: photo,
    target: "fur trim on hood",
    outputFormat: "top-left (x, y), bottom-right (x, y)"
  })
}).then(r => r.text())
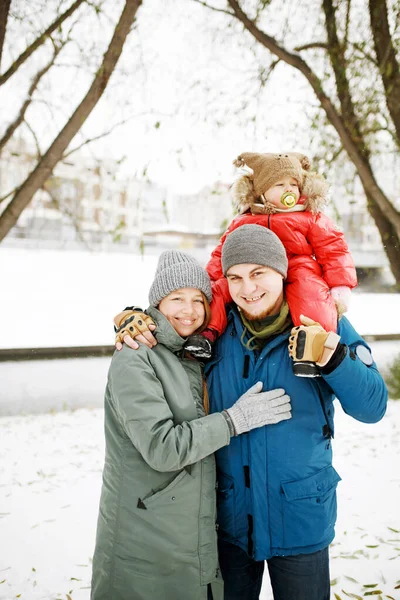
top-left (232, 154), bottom-right (329, 215)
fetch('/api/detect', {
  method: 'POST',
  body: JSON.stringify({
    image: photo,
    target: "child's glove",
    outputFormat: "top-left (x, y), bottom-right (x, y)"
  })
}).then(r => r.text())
top-left (288, 315), bottom-right (341, 367)
top-left (225, 382), bottom-right (291, 435)
top-left (114, 309), bottom-right (156, 345)
top-left (330, 286), bottom-right (351, 317)
top-left (183, 328), bottom-right (218, 359)
top-left (183, 334), bottom-right (213, 359)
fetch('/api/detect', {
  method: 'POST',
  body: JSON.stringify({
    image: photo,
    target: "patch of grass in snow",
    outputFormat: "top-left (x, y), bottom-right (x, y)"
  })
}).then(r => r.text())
top-left (383, 353), bottom-right (400, 399)
top-left (330, 569), bottom-right (400, 599)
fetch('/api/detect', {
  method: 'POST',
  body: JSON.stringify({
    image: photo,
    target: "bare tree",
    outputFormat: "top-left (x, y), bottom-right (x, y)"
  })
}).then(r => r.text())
top-left (369, 0), bottom-right (400, 143)
top-left (0, 44), bottom-right (62, 151)
top-left (0, 0), bottom-right (87, 86)
top-left (0, 0), bottom-right (143, 241)
top-left (0, 0), bottom-right (11, 69)
top-left (194, 0), bottom-right (400, 285)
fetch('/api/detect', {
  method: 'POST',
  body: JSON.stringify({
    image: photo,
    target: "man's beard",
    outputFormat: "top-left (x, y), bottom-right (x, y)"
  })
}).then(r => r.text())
top-left (241, 306), bottom-right (278, 321)
top-left (240, 293), bottom-right (284, 321)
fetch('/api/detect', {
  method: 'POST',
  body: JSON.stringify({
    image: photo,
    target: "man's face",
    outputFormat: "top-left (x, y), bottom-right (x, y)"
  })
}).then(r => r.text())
top-left (226, 263), bottom-right (284, 320)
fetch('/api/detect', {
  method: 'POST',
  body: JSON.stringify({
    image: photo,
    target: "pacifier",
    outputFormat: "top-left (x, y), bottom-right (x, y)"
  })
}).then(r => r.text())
top-left (280, 192), bottom-right (297, 208)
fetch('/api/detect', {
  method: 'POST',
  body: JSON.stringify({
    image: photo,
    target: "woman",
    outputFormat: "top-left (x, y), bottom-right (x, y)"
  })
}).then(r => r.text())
top-left (91, 250), bottom-right (291, 600)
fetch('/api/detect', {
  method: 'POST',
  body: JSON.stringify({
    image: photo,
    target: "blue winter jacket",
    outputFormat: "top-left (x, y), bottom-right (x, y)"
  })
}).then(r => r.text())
top-left (205, 308), bottom-right (387, 561)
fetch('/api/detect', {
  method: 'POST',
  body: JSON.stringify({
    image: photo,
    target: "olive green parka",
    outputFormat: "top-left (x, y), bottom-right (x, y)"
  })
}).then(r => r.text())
top-left (91, 307), bottom-right (230, 600)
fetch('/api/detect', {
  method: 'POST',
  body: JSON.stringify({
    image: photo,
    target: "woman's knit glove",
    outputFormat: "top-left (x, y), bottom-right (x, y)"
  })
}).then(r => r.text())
top-left (114, 309), bottom-right (156, 345)
top-left (330, 286), bottom-right (351, 317)
top-left (224, 382), bottom-right (291, 436)
top-left (288, 315), bottom-right (341, 368)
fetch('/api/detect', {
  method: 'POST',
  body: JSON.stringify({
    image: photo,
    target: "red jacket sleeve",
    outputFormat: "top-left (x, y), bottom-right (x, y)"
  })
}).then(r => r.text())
top-left (206, 216), bottom-right (254, 335)
top-left (307, 213), bottom-right (357, 289)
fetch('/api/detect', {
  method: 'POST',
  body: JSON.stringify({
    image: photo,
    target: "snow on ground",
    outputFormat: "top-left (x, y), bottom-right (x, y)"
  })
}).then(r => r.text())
top-left (1, 247), bottom-right (400, 350)
top-left (1, 247), bottom-right (400, 598)
top-left (0, 402), bottom-right (399, 600)
top-left (0, 248), bottom-right (158, 349)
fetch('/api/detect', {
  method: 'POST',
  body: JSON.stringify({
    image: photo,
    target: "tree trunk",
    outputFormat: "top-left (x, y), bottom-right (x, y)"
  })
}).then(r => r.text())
top-left (0, 0), bottom-right (11, 70)
top-left (322, 0), bottom-right (367, 155)
top-left (0, 0), bottom-right (142, 242)
top-left (369, 0), bottom-right (400, 144)
top-left (366, 196), bottom-right (400, 284)
top-left (226, 0), bottom-right (400, 285)
top-left (321, 0), bottom-right (400, 282)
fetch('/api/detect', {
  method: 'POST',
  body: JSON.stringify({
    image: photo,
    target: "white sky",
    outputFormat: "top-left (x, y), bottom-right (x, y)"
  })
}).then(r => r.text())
top-left (0, 0), bottom-right (320, 194)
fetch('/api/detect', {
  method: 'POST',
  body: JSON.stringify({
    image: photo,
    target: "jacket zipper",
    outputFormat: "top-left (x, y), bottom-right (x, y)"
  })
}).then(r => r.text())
top-left (315, 381), bottom-right (333, 448)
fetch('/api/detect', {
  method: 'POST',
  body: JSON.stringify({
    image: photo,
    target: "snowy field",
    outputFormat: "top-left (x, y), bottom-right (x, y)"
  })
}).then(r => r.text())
top-left (1, 247), bottom-right (400, 350)
top-left (1, 248), bottom-right (400, 599)
top-left (0, 402), bottom-right (399, 600)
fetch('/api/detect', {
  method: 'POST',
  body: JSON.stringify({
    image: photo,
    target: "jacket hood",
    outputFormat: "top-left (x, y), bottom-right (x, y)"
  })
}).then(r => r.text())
top-left (232, 163), bottom-right (329, 216)
top-left (146, 305), bottom-right (187, 353)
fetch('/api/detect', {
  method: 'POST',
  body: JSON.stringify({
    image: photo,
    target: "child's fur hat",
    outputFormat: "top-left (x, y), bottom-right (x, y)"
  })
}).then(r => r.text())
top-left (232, 152), bottom-right (329, 215)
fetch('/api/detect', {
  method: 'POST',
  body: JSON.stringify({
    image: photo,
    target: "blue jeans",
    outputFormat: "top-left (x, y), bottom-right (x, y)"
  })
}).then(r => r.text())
top-left (218, 539), bottom-right (330, 600)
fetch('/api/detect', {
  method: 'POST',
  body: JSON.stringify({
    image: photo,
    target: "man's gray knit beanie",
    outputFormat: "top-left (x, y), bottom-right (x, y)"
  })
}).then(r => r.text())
top-left (149, 250), bottom-right (212, 307)
top-left (222, 224), bottom-right (288, 278)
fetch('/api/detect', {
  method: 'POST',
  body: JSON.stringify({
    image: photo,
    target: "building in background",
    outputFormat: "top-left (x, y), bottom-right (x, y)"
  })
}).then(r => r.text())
top-left (0, 140), bottom-right (393, 284)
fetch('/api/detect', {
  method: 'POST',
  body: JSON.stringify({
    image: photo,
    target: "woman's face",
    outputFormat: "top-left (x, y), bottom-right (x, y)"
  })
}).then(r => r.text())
top-left (158, 288), bottom-right (206, 337)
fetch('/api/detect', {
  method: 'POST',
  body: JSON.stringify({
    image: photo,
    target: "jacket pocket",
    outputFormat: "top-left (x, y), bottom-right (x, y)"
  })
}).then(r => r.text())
top-left (142, 468), bottom-right (190, 507)
top-left (216, 472), bottom-right (236, 539)
top-left (280, 465), bottom-right (341, 549)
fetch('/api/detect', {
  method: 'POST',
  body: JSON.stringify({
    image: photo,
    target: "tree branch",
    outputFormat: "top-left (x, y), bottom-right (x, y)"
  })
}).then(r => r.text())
top-left (0, 186), bottom-right (17, 205)
top-left (258, 58), bottom-right (280, 87)
top-left (226, 0), bottom-right (400, 238)
top-left (369, 0), bottom-right (400, 143)
top-left (343, 0), bottom-right (351, 50)
top-left (42, 183), bottom-right (91, 250)
top-left (62, 115), bottom-right (137, 159)
top-left (23, 120), bottom-right (43, 159)
top-left (0, 0), bottom-right (11, 69)
top-left (0, 0), bottom-right (143, 242)
top-left (0, 46), bottom-right (60, 151)
top-left (0, 0), bottom-right (86, 87)
top-left (351, 42), bottom-right (377, 66)
top-left (294, 42), bottom-right (328, 52)
top-left (190, 0), bottom-right (234, 17)
top-left (323, 0), bottom-right (366, 152)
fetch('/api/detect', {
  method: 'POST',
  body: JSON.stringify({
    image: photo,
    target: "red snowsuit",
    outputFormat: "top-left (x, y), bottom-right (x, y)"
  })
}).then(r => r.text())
top-left (206, 210), bottom-right (357, 333)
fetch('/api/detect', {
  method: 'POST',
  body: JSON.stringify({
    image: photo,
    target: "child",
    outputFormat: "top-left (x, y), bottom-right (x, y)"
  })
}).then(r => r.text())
top-left (185, 151), bottom-right (357, 361)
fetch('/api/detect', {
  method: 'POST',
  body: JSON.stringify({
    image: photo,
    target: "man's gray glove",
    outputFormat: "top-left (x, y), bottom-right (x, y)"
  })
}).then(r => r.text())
top-left (224, 382), bottom-right (291, 436)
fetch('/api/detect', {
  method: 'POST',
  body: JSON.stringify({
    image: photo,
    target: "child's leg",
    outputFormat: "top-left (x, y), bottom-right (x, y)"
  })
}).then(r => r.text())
top-left (286, 262), bottom-right (338, 332)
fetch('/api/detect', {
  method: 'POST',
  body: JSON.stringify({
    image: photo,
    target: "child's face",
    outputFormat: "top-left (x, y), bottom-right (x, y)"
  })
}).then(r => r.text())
top-left (263, 176), bottom-right (300, 209)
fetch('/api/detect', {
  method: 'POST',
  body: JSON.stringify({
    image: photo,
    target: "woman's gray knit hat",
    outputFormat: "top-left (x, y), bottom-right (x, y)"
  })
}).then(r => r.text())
top-left (148, 250), bottom-right (212, 307)
top-left (222, 224), bottom-right (288, 278)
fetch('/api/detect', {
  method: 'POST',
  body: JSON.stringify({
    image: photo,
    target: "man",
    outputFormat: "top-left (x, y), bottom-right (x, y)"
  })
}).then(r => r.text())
top-left (114, 224), bottom-right (387, 600)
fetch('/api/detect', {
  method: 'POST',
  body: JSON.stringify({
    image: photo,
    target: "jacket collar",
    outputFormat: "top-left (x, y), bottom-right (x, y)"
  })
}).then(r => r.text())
top-left (146, 306), bottom-right (186, 353)
top-left (227, 304), bottom-right (291, 348)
